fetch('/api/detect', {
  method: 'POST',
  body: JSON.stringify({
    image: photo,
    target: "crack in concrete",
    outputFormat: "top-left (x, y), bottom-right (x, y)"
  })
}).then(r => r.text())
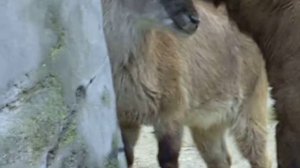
top-left (0, 75), bottom-right (56, 112)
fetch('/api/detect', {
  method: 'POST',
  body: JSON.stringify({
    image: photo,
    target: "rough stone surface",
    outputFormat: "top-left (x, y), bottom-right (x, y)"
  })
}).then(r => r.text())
top-left (0, 0), bottom-right (125, 167)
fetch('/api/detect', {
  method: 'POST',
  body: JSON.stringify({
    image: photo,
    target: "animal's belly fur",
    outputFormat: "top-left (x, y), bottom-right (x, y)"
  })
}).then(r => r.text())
top-left (115, 71), bottom-right (241, 128)
top-left (185, 98), bottom-right (241, 129)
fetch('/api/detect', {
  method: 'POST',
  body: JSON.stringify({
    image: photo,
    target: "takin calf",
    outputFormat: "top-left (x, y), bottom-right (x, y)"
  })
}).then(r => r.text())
top-left (102, 0), bottom-right (270, 167)
top-left (196, 0), bottom-right (300, 167)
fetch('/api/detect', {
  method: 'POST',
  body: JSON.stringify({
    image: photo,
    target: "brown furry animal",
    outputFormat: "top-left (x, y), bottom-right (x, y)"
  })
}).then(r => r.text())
top-left (194, 0), bottom-right (300, 167)
top-left (102, 0), bottom-right (270, 167)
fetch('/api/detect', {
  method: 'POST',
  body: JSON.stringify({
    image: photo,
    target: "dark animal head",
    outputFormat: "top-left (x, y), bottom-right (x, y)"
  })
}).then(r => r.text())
top-left (203, 0), bottom-right (239, 10)
top-left (205, 0), bottom-right (224, 7)
top-left (118, 0), bottom-right (200, 34)
top-left (159, 0), bottom-right (200, 34)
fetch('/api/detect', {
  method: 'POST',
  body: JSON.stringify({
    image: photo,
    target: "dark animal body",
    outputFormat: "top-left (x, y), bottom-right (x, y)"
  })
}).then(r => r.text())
top-left (102, 0), bottom-right (270, 167)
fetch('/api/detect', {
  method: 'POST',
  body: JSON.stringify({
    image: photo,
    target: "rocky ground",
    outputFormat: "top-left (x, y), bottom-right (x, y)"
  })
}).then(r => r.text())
top-left (133, 121), bottom-right (277, 168)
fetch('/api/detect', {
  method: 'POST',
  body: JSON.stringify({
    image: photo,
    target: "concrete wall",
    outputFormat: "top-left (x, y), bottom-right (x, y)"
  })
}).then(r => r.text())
top-left (0, 0), bottom-right (125, 167)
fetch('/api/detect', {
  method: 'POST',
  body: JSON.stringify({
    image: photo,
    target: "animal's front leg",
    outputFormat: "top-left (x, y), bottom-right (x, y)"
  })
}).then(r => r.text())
top-left (189, 125), bottom-right (231, 168)
top-left (120, 122), bottom-right (141, 168)
top-left (154, 121), bottom-right (183, 168)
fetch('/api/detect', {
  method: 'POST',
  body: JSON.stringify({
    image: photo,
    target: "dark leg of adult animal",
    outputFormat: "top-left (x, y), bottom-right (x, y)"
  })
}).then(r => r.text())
top-left (273, 81), bottom-right (300, 168)
top-left (154, 121), bottom-right (183, 168)
top-left (120, 122), bottom-right (141, 167)
top-left (190, 125), bottom-right (231, 168)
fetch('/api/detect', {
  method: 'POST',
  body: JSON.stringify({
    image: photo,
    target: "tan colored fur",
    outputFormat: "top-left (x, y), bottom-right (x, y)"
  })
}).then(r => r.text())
top-left (202, 0), bottom-right (300, 166)
top-left (103, 1), bottom-right (269, 167)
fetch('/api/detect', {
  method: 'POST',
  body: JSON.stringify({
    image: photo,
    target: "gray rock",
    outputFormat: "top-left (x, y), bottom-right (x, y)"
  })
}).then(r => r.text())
top-left (0, 0), bottom-right (125, 167)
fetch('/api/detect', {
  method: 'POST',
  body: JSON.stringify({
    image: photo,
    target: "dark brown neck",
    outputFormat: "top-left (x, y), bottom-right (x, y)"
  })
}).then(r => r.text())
top-left (225, 0), bottom-right (294, 59)
top-left (225, 0), bottom-right (300, 84)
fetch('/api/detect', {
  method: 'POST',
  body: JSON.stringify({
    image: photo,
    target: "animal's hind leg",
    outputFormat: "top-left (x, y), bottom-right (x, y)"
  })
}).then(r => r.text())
top-left (120, 122), bottom-right (141, 167)
top-left (232, 70), bottom-right (270, 168)
top-left (154, 121), bottom-right (183, 168)
top-left (232, 110), bottom-right (269, 168)
top-left (190, 125), bottom-right (231, 168)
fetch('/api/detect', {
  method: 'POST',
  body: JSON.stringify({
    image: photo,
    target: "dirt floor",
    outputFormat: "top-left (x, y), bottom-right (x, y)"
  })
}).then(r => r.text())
top-left (133, 121), bottom-right (278, 168)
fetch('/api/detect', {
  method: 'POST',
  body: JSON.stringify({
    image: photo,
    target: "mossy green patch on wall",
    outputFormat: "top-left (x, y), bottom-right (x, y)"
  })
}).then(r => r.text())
top-left (60, 120), bottom-right (77, 146)
top-left (39, 1), bottom-right (65, 60)
top-left (22, 77), bottom-right (68, 156)
top-left (0, 76), bottom-right (75, 166)
top-left (101, 86), bottom-right (113, 108)
top-left (103, 131), bottom-right (125, 168)
top-left (47, 9), bottom-right (66, 61)
top-left (49, 30), bottom-right (65, 61)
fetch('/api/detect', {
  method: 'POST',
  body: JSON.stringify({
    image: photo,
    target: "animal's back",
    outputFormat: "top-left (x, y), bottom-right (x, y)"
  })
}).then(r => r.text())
top-left (149, 1), bottom-right (266, 127)
top-left (113, 1), bottom-right (265, 127)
